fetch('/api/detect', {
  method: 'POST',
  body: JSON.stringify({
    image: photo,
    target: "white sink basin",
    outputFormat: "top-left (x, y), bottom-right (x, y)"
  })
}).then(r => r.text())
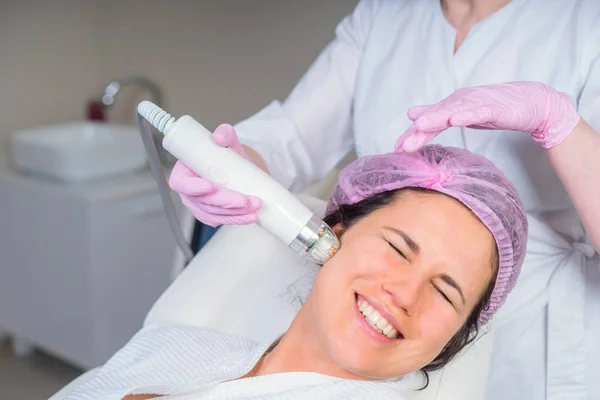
top-left (10, 122), bottom-right (147, 183)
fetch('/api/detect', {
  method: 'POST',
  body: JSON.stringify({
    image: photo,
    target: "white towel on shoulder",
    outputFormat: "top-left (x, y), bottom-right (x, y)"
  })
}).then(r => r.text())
top-left (58, 324), bottom-right (413, 399)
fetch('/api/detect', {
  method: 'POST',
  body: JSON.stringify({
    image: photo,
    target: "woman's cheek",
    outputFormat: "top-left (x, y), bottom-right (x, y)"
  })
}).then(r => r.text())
top-left (419, 305), bottom-right (463, 346)
top-left (351, 243), bottom-right (394, 275)
top-left (331, 238), bottom-right (386, 273)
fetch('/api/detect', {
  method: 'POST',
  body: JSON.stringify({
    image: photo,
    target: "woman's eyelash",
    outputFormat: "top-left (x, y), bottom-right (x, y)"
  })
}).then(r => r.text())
top-left (433, 284), bottom-right (453, 305)
top-left (386, 240), bottom-right (407, 259)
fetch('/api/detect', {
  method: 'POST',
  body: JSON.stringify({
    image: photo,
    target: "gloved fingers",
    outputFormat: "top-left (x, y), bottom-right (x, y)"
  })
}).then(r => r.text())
top-left (394, 124), bottom-right (417, 152)
top-left (413, 109), bottom-right (454, 132)
top-left (448, 105), bottom-right (497, 128)
top-left (184, 201), bottom-right (257, 227)
top-left (181, 193), bottom-right (261, 215)
top-left (170, 160), bottom-right (200, 179)
top-left (169, 162), bottom-right (214, 195)
top-left (180, 195), bottom-right (259, 217)
top-left (192, 186), bottom-right (261, 210)
top-left (212, 213), bottom-right (257, 226)
top-left (407, 104), bottom-right (436, 121)
top-left (408, 130), bottom-right (443, 152)
top-left (198, 202), bottom-right (260, 216)
top-left (399, 102), bottom-right (483, 152)
top-left (396, 128), bottom-right (443, 153)
top-left (212, 123), bottom-right (239, 146)
top-left (212, 123), bottom-right (252, 161)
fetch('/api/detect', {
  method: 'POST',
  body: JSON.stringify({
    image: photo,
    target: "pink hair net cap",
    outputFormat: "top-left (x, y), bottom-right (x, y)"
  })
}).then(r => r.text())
top-left (326, 145), bottom-right (528, 325)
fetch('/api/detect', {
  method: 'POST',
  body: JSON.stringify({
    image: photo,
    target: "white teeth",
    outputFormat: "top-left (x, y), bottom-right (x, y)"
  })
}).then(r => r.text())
top-left (383, 325), bottom-right (394, 337)
top-left (376, 318), bottom-right (388, 331)
top-left (357, 298), bottom-right (399, 339)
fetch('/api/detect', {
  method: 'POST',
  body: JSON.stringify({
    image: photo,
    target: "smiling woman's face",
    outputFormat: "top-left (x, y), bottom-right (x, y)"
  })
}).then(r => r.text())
top-left (307, 189), bottom-right (496, 379)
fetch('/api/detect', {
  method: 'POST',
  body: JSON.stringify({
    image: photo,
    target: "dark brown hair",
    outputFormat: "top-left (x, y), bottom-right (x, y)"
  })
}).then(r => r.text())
top-left (322, 188), bottom-right (498, 387)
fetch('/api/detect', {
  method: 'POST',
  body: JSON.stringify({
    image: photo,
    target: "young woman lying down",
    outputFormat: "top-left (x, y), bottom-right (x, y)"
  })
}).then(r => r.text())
top-left (61, 145), bottom-right (528, 400)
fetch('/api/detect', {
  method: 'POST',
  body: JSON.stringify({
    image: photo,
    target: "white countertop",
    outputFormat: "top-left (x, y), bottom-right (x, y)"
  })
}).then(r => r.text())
top-left (0, 150), bottom-right (169, 202)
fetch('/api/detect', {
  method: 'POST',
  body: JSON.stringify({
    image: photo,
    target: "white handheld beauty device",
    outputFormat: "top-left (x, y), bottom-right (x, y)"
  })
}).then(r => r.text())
top-left (137, 101), bottom-right (339, 264)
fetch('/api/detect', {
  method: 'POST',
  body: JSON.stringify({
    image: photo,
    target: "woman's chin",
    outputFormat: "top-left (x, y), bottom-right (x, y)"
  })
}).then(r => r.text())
top-left (323, 333), bottom-right (406, 380)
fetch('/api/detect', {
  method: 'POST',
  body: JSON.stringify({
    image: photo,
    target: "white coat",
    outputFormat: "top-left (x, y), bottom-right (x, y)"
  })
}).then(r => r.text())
top-left (234, 0), bottom-right (600, 399)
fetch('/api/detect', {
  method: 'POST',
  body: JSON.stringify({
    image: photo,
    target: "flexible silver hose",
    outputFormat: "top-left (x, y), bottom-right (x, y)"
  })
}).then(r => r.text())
top-left (136, 110), bottom-right (195, 263)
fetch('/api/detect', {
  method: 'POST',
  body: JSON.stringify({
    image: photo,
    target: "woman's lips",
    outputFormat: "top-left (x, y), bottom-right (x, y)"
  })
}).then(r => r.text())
top-left (354, 293), bottom-right (404, 343)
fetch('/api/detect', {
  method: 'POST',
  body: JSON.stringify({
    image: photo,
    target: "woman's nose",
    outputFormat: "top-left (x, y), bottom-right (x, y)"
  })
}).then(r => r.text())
top-left (382, 278), bottom-right (425, 316)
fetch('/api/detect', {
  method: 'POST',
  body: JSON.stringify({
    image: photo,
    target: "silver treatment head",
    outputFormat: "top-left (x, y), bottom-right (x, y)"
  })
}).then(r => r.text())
top-left (290, 215), bottom-right (340, 265)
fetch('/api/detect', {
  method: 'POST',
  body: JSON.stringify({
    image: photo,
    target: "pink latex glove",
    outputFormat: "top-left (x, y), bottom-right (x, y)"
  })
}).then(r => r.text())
top-left (395, 81), bottom-right (581, 152)
top-left (169, 124), bottom-right (262, 227)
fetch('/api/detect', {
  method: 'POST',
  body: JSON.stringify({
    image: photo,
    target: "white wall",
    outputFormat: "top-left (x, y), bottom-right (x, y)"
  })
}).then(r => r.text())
top-left (0, 1), bottom-right (98, 140)
top-left (0, 0), bottom-right (357, 145)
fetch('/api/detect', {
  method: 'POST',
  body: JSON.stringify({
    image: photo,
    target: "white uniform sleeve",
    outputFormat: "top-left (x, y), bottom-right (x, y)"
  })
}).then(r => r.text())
top-left (234, 0), bottom-right (380, 191)
top-left (577, 13), bottom-right (600, 131)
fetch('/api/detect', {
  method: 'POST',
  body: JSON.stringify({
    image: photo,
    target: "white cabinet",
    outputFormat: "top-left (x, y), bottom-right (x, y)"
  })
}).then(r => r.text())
top-left (0, 167), bottom-right (180, 370)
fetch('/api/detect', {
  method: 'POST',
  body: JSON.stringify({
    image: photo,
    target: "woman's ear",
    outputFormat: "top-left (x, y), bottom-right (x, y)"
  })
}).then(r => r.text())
top-left (332, 223), bottom-right (346, 251)
top-left (332, 223), bottom-right (345, 237)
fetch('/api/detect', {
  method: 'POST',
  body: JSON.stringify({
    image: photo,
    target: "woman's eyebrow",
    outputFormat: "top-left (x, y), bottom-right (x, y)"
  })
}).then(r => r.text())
top-left (383, 227), bottom-right (420, 255)
top-left (440, 274), bottom-right (466, 305)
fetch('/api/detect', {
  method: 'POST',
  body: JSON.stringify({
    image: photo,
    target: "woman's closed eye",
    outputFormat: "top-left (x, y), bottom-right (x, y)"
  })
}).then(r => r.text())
top-left (380, 231), bottom-right (463, 310)
top-left (432, 283), bottom-right (454, 306)
top-left (387, 240), bottom-right (408, 260)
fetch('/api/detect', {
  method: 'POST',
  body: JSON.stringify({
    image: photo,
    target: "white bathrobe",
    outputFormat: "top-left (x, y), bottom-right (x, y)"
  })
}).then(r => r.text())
top-left (58, 324), bottom-right (414, 400)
